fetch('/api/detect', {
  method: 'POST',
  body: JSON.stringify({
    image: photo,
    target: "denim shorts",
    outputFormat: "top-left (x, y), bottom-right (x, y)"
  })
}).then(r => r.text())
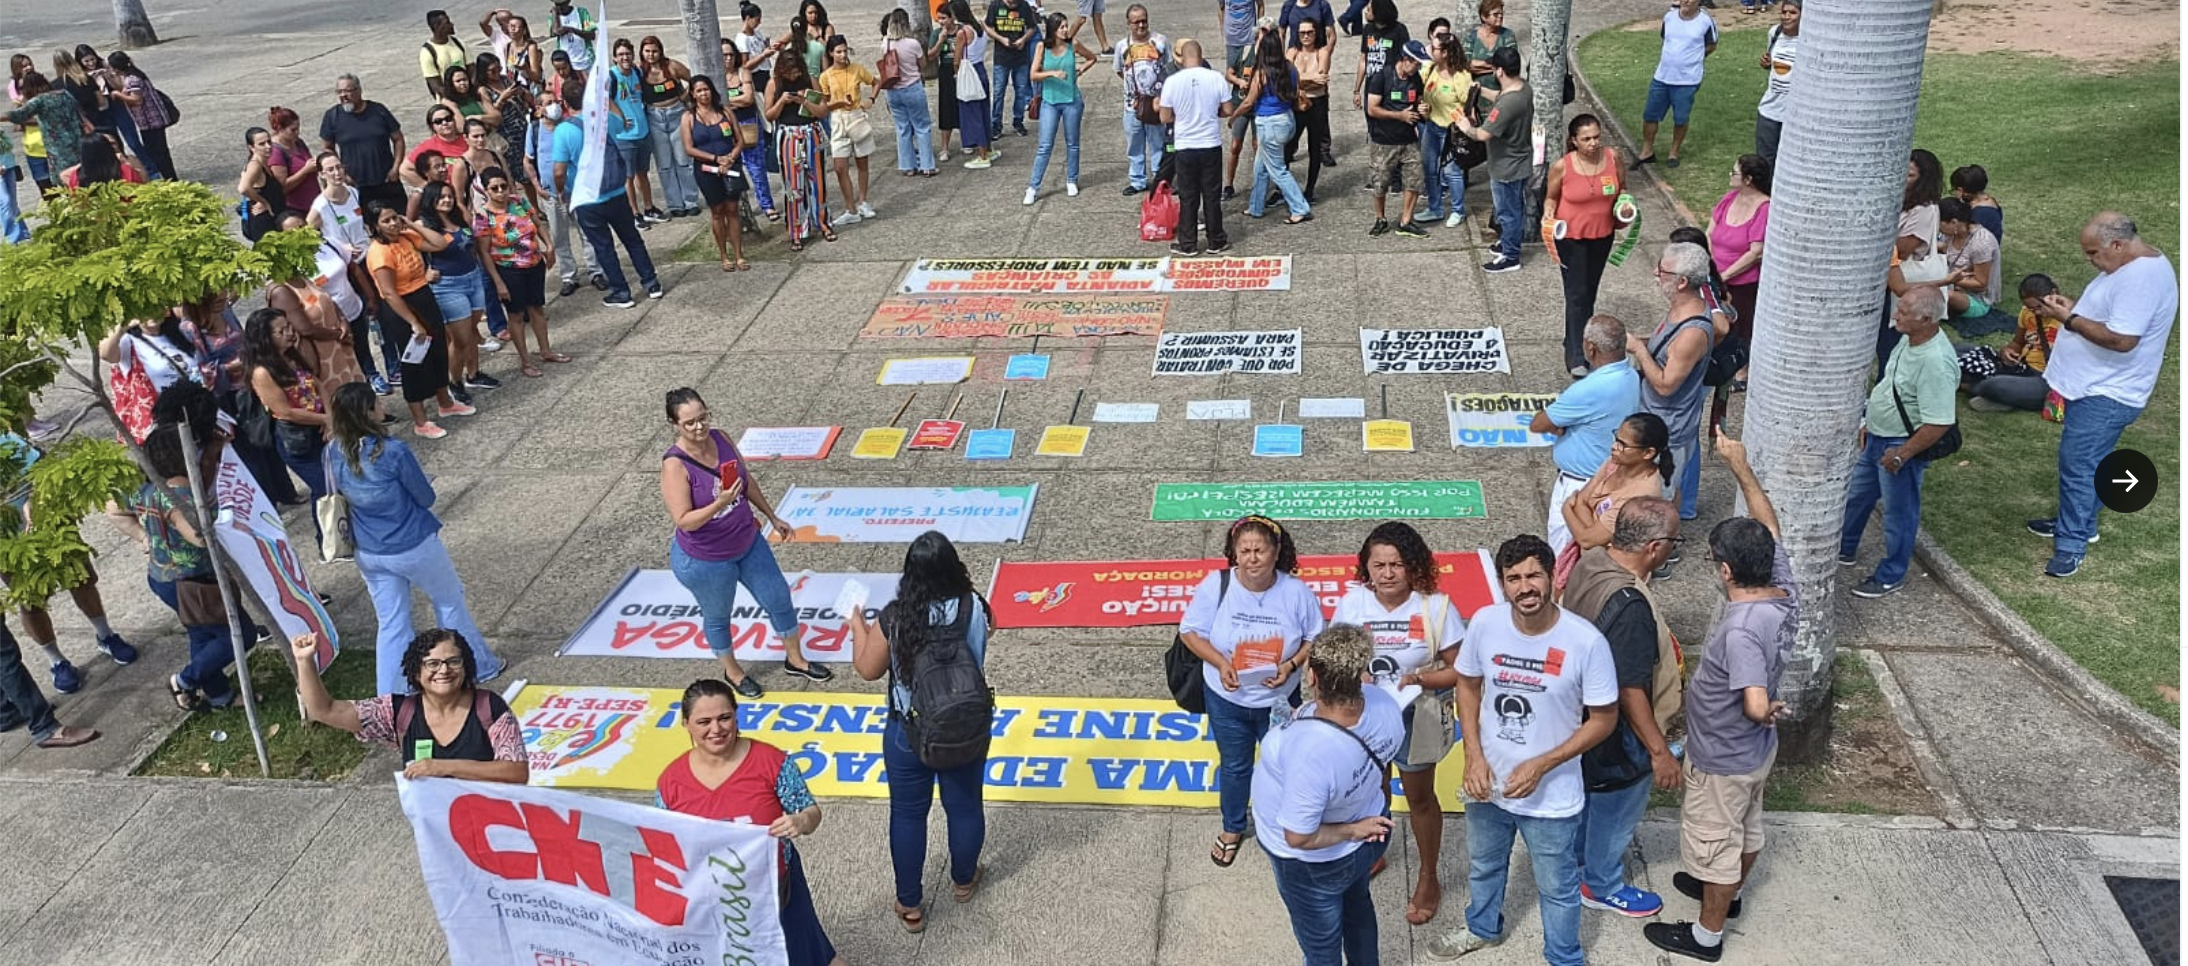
top-left (1643, 79), bottom-right (1699, 125)
top-left (614, 137), bottom-right (647, 174)
top-left (430, 268), bottom-right (490, 321)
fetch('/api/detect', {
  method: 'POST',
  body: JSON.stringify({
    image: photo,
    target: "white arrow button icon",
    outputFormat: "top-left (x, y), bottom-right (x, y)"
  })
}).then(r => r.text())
top-left (2114, 470), bottom-right (2140, 492)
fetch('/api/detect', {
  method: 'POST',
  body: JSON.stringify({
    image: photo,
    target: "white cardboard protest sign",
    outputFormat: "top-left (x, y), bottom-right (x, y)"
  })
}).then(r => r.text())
top-left (1153, 330), bottom-right (1302, 375)
top-left (1358, 328), bottom-right (1511, 375)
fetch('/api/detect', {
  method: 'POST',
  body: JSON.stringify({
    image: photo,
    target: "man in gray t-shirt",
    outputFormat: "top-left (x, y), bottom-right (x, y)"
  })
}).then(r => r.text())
top-left (1452, 46), bottom-right (1532, 271)
top-left (1646, 434), bottom-right (1795, 963)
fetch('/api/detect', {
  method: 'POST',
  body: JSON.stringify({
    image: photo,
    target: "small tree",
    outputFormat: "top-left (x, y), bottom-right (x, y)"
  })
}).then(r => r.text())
top-left (0, 181), bottom-right (316, 609)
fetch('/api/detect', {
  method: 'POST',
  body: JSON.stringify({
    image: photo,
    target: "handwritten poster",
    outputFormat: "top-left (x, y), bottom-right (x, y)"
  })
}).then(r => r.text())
top-left (1163, 255), bottom-right (1293, 292)
top-left (878, 356), bottom-right (976, 385)
top-left (1093, 403), bottom-right (1160, 423)
top-left (1036, 425), bottom-right (1091, 456)
top-left (1153, 330), bottom-right (1302, 376)
top-left (860, 295), bottom-right (1169, 338)
top-left (1363, 419), bottom-right (1416, 452)
top-left (1359, 328), bottom-right (1511, 375)
top-left (900, 257), bottom-right (1291, 294)
top-left (850, 427), bottom-right (907, 459)
top-left (736, 426), bottom-right (842, 461)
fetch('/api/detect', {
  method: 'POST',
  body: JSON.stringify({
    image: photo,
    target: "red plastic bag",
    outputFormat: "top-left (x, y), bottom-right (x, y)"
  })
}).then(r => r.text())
top-left (1140, 183), bottom-right (1178, 242)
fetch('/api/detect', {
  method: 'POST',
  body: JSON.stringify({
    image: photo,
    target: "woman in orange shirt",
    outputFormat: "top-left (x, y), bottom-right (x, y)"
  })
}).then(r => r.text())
top-left (1544, 113), bottom-right (1630, 377)
top-left (364, 202), bottom-right (474, 439)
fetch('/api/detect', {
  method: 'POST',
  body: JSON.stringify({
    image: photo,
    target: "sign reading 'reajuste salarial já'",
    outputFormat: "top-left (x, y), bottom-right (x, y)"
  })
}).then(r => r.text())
top-left (1359, 327), bottom-right (1511, 374)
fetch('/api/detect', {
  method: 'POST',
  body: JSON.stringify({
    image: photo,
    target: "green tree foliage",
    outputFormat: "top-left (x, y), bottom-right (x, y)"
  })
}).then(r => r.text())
top-left (0, 180), bottom-right (318, 607)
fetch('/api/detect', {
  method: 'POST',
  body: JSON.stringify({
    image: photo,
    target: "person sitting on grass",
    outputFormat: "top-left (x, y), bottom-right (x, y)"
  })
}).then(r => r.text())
top-left (292, 629), bottom-right (528, 783)
top-left (1957, 273), bottom-right (2062, 414)
top-left (1936, 196), bottom-right (2003, 327)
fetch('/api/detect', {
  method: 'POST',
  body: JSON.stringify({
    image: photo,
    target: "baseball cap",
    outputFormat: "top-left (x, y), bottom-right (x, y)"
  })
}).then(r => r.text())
top-left (1401, 40), bottom-right (1430, 63)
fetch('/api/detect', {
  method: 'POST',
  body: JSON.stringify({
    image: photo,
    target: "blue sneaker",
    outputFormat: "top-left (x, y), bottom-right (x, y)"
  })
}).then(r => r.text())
top-left (96, 633), bottom-right (138, 666)
top-left (2043, 551), bottom-right (2083, 579)
top-left (49, 660), bottom-right (82, 694)
top-left (369, 374), bottom-right (392, 396)
top-left (2026, 518), bottom-right (2098, 543)
top-left (1581, 883), bottom-right (1664, 918)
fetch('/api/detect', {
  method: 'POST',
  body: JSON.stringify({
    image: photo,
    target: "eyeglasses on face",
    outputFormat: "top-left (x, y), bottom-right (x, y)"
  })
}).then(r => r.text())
top-left (419, 657), bottom-right (464, 671)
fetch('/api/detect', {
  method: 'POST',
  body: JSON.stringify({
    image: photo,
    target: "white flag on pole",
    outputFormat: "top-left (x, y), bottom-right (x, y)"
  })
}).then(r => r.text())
top-left (569, 0), bottom-right (612, 208)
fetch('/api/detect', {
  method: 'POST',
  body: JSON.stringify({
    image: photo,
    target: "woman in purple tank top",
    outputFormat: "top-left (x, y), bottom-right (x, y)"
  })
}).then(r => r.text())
top-left (659, 388), bottom-right (833, 698)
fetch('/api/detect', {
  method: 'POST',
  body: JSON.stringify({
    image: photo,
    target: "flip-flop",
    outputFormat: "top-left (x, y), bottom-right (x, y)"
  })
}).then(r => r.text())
top-left (1210, 834), bottom-right (1242, 868)
top-left (1667, 157), bottom-right (1683, 169)
top-left (893, 902), bottom-right (926, 933)
top-left (1285, 213), bottom-right (1315, 226)
top-left (167, 674), bottom-right (203, 712)
top-left (520, 364), bottom-right (543, 378)
top-left (542, 351), bottom-right (573, 363)
top-left (733, 259), bottom-right (750, 271)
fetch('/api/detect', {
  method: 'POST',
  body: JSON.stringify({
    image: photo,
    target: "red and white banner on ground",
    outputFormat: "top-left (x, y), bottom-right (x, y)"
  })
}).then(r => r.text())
top-left (989, 551), bottom-right (1503, 629)
top-left (397, 776), bottom-right (786, 966)
top-left (558, 568), bottom-right (897, 661)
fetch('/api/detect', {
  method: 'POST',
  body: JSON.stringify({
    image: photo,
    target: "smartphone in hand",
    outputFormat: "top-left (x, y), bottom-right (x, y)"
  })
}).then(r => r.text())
top-left (718, 459), bottom-right (742, 493)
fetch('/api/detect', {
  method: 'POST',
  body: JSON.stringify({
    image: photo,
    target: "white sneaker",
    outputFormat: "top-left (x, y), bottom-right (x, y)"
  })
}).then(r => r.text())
top-left (836, 211), bottom-right (863, 225)
top-left (1425, 929), bottom-right (1502, 961)
top-left (939, 149), bottom-right (951, 162)
top-left (478, 337), bottom-right (503, 353)
top-left (857, 202), bottom-right (876, 218)
top-left (1066, 182), bottom-right (1079, 197)
top-left (1445, 211), bottom-right (1466, 228)
top-left (1023, 187), bottom-right (1038, 206)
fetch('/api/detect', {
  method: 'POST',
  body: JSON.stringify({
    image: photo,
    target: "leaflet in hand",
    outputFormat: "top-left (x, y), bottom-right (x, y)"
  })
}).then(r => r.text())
top-left (833, 577), bottom-right (871, 622)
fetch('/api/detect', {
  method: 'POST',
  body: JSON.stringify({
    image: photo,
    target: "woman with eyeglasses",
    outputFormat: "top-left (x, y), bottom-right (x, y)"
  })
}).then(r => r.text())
top-left (292, 627), bottom-right (524, 781)
top-left (1177, 514), bottom-right (1327, 870)
top-left (681, 75), bottom-right (752, 272)
top-left (1556, 412), bottom-right (1674, 590)
top-left (658, 387), bottom-right (826, 700)
top-left (473, 166), bottom-right (569, 376)
top-left (1462, 0), bottom-right (1516, 90)
top-left (321, 381), bottom-right (505, 694)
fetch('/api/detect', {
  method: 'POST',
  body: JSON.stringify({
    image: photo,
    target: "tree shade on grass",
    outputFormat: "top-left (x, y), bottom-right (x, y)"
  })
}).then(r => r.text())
top-left (1578, 23), bottom-right (2181, 723)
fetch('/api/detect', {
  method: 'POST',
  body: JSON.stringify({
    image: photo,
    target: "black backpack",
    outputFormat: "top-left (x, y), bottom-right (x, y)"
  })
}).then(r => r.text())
top-left (890, 593), bottom-right (996, 770)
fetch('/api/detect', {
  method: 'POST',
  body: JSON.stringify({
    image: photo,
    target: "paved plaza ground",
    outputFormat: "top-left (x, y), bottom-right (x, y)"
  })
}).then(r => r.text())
top-left (0, 0), bottom-right (2177, 963)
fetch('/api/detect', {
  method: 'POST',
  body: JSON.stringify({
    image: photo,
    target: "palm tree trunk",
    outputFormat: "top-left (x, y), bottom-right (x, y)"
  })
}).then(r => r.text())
top-left (679, 0), bottom-right (725, 90)
top-left (113, 0), bottom-right (160, 48)
top-left (1524, 0), bottom-right (1571, 224)
top-left (900, 0), bottom-right (932, 35)
top-left (1744, 0), bottom-right (1934, 763)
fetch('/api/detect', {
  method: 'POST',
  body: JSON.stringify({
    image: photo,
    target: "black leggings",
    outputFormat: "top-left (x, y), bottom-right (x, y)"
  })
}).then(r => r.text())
top-left (136, 124), bottom-right (178, 181)
top-left (1555, 234), bottom-right (1615, 370)
top-left (1284, 97), bottom-right (1331, 195)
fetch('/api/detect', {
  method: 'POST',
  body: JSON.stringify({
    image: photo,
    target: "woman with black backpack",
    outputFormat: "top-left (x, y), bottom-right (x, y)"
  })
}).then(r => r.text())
top-left (848, 530), bottom-right (993, 935)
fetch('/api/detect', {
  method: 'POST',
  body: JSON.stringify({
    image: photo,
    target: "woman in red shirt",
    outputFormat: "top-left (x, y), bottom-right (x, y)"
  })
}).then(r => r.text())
top-left (1543, 112), bottom-right (1630, 378)
top-left (656, 679), bottom-right (846, 966)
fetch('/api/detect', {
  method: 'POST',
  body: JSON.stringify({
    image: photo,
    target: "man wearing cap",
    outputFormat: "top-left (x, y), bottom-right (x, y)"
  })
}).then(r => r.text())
top-left (1363, 39), bottom-right (1430, 238)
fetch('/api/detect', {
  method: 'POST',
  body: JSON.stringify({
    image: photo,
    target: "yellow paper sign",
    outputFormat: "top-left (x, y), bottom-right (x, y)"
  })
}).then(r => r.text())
top-left (850, 427), bottom-right (907, 459)
top-left (1363, 419), bottom-right (1416, 452)
top-left (511, 684), bottom-right (1466, 811)
top-left (1036, 425), bottom-right (1091, 457)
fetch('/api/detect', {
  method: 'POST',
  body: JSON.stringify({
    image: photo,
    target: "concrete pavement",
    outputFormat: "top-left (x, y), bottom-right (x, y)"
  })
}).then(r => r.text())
top-left (0, 0), bottom-right (2176, 961)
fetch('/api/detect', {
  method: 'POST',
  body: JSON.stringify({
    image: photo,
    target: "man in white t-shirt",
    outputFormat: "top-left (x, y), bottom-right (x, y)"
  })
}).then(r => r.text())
top-left (551, 0), bottom-right (597, 73)
top-left (1157, 39), bottom-right (1233, 257)
top-left (1752, 0), bottom-right (1799, 163)
top-left (2027, 210), bottom-right (2178, 578)
top-left (1635, 0), bottom-right (1716, 168)
top-left (1426, 535), bottom-right (1617, 965)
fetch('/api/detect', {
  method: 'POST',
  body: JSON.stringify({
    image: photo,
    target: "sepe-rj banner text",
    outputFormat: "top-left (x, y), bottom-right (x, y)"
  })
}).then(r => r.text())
top-left (512, 685), bottom-right (1467, 811)
top-left (988, 551), bottom-right (1503, 628)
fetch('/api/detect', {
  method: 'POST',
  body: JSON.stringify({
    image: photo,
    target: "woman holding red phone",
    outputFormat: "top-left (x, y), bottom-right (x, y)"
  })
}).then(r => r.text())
top-left (660, 387), bottom-right (831, 698)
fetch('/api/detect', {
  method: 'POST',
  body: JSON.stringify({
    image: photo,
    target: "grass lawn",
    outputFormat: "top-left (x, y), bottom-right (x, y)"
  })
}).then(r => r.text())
top-left (1578, 24), bottom-right (2182, 723)
top-left (134, 648), bottom-right (379, 781)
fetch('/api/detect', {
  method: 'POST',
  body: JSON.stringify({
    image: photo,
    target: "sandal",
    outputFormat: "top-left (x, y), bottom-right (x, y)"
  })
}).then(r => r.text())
top-left (721, 258), bottom-right (737, 272)
top-left (893, 901), bottom-right (926, 933)
top-left (764, 209), bottom-right (782, 222)
top-left (733, 258), bottom-right (750, 272)
top-left (541, 351), bottom-right (573, 363)
top-left (520, 364), bottom-right (543, 378)
top-left (952, 866), bottom-right (984, 903)
top-left (790, 238), bottom-right (805, 253)
top-left (1284, 213), bottom-right (1314, 226)
top-left (820, 228), bottom-right (839, 243)
top-left (1210, 833), bottom-right (1243, 868)
top-left (168, 674), bottom-right (203, 713)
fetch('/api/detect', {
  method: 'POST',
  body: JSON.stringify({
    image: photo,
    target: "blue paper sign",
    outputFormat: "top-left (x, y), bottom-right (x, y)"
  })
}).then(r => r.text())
top-left (1252, 424), bottom-right (1304, 458)
top-left (1004, 354), bottom-right (1052, 380)
top-left (965, 428), bottom-right (1017, 460)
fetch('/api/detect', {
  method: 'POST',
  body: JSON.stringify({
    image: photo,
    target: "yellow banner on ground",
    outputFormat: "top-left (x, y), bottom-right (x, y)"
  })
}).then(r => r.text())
top-left (512, 684), bottom-right (1466, 811)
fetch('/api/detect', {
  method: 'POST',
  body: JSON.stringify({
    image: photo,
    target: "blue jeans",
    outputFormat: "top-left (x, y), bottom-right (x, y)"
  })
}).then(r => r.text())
top-left (572, 192), bottom-right (659, 300)
top-left (0, 168), bottom-right (25, 243)
top-left (1124, 112), bottom-right (1163, 190)
top-left (1464, 801), bottom-right (1584, 966)
top-left (1839, 432), bottom-right (1927, 586)
top-left (355, 533), bottom-right (500, 695)
top-left (0, 622), bottom-right (61, 740)
top-left (1206, 688), bottom-right (1274, 834)
top-left (886, 85), bottom-right (936, 172)
top-left (1267, 836), bottom-right (1386, 966)
top-left (989, 60), bottom-right (1034, 133)
top-left (1575, 771), bottom-right (1653, 898)
top-left (1675, 433), bottom-right (1702, 519)
top-left (668, 537), bottom-right (798, 654)
top-left (1491, 178), bottom-right (1528, 260)
top-left (2054, 394), bottom-right (2141, 555)
top-left (883, 714), bottom-right (987, 907)
top-left (274, 424), bottom-right (329, 545)
top-left (646, 102), bottom-right (699, 211)
top-left (146, 574), bottom-right (244, 706)
top-left (739, 134), bottom-right (777, 213)
top-left (1248, 113), bottom-right (1308, 217)
top-left (1029, 97), bottom-right (1083, 188)
top-left (1417, 122), bottom-right (1466, 219)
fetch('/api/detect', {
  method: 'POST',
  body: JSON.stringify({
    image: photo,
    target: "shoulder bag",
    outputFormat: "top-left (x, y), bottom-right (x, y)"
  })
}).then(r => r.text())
top-left (1400, 593), bottom-right (1457, 766)
top-left (1888, 360), bottom-right (1963, 463)
top-left (317, 455), bottom-right (354, 564)
top-left (1163, 570), bottom-right (1228, 714)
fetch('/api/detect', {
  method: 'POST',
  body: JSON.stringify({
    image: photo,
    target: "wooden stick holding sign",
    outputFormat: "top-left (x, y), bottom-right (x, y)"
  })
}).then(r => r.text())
top-left (853, 392), bottom-right (917, 459)
top-left (1038, 389), bottom-right (1091, 457)
top-left (966, 388), bottom-right (1016, 460)
top-left (910, 393), bottom-right (967, 450)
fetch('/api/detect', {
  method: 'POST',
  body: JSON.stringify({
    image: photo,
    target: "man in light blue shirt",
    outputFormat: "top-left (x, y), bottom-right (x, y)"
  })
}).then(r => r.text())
top-left (548, 83), bottom-right (661, 309)
top-left (1534, 314), bottom-right (1642, 556)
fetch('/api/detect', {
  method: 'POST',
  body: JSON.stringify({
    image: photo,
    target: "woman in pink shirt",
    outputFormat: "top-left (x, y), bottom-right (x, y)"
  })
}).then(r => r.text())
top-left (1708, 153), bottom-right (1770, 386)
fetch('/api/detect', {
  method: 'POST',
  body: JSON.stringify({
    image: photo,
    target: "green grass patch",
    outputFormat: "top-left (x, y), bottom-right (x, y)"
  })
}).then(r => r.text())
top-left (1579, 26), bottom-right (2182, 723)
top-left (668, 218), bottom-right (796, 264)
top-left (134, 648), bottom-right (379, 781)
top-left (1654, 654), bottom-right (1923, 815)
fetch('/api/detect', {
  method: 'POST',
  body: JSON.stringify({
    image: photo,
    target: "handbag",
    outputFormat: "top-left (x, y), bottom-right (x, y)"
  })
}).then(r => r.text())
top-left (878, 46), bottom-right (903, 88)
top-left (231, 387), bottom-right (276, 452)
top-left (316, 455), bottom-right (354, 564)
top-left (1401, 594), bottom-right (1457, 766)
top-left (174, 575), bottom-right (227, 627)
top-left (1887, 362), bottom-right (1963, 464)
top-left (1139, 181), bottom-right (1179, 242)
top-left (1163, 570), bottom-right (1228, 714)
top-left (954, 53), bottom-right (986, 102)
